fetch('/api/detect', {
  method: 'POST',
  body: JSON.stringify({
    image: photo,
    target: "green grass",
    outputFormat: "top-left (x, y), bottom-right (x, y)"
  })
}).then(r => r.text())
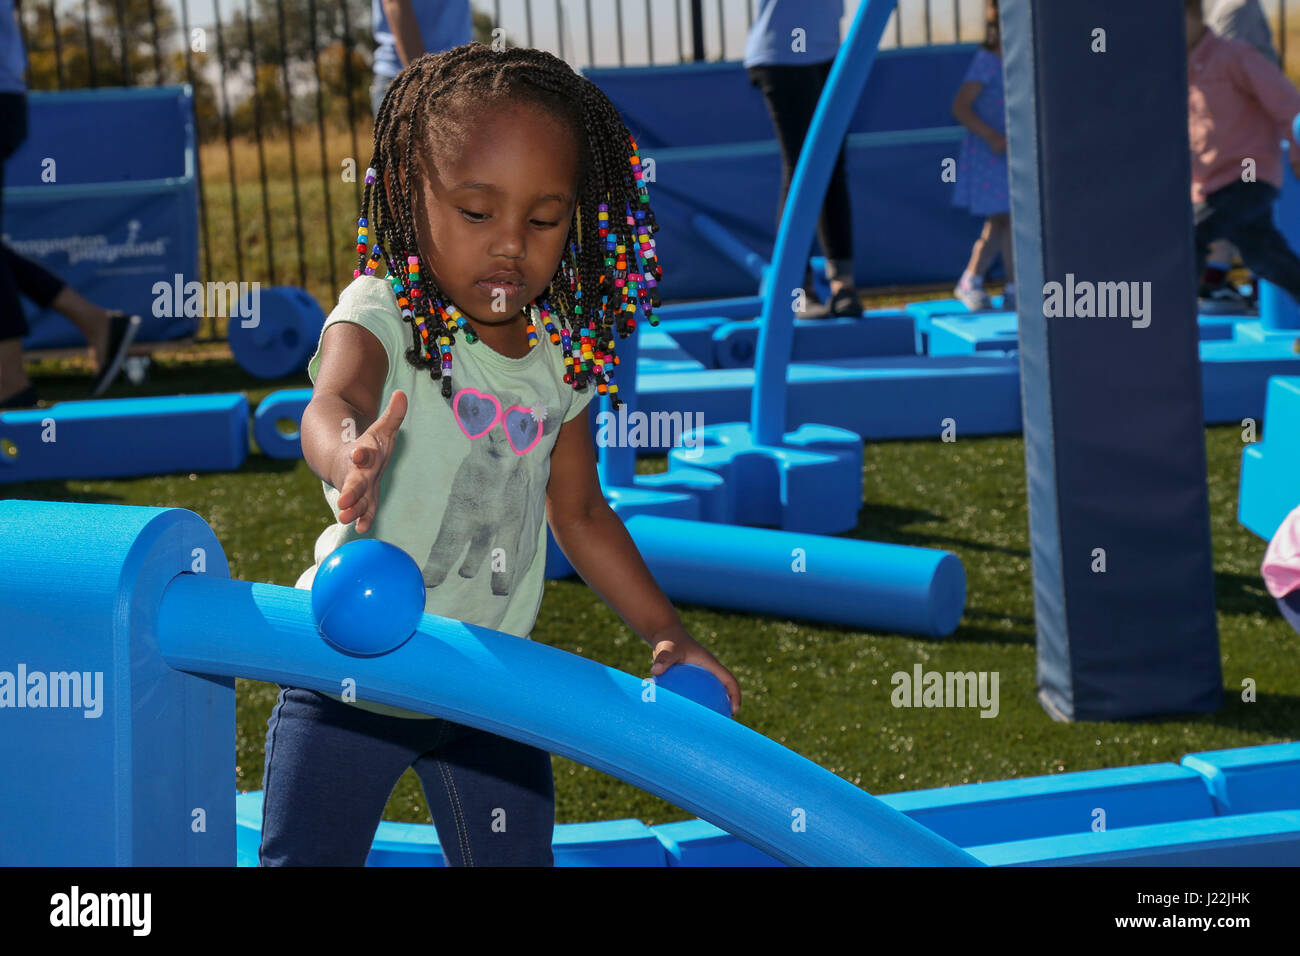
top-left (7, 346), bottom-right (1297, 829)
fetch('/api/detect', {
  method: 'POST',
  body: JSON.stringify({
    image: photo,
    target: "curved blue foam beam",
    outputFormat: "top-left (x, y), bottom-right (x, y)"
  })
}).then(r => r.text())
top-left (752, 0), bottom-right (897, 444)
top-left (624, 515), bottom-right (965, 636)
top-left (155, 574), bottom-right (980, 866)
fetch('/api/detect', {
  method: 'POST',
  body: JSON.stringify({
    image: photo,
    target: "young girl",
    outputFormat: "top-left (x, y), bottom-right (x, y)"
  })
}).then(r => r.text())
top-left (950, 0), bottom-right (1014, 311)
top-left (258, 43), bottom-right (741, 868)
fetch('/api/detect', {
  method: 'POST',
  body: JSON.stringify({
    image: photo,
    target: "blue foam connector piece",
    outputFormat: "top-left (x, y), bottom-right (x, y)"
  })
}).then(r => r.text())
top-left (252, 388), bottom-right (312, 460)
top-left (712, 313), bottom-right (915, 368)
top-left (968, 810), bottom-right (1300, 866)
top-left (1238, 376), bottom-right (1300, 538)
top-left (1180, 742), bottom-right (1300, 815)
top-left (623, 514), bottom-right (965, 636)
top-left (648, 317), bottom-right (728, 367)
top-left (877, 763), bottom-right (1215, 847)
top-left (1200, 338), bottom-right (1300, 424)
top-left (0, 499), bottom-right (236, 864)
top-left (0, 393), bottom-right (248, 483)
top-left (664, 420), bottom-right (863, 532)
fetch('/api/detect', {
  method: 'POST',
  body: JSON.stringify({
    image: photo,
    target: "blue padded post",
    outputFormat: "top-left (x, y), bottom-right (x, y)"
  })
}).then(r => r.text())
top-left (0, 499), bottom-right (234, 865)
top-left (751, 0), bottom-right (896, 443)
top-left (1002, 0), bottom-right (1221, 720)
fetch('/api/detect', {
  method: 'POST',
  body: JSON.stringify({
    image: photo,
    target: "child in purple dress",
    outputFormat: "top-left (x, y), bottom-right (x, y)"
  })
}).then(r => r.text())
top-left (951, 0), bottom-right (1013, 311)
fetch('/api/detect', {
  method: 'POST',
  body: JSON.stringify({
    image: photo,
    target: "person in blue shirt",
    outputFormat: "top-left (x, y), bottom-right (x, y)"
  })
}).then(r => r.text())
top-left (0, 0), bottom-right (140, 407)
top-left (744, 0), bottom-right (860, 319)
top-left (372, 0), bottom-right (473, 115)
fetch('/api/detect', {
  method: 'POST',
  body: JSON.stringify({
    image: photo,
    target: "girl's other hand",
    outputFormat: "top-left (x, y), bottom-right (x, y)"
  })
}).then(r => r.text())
top-left (337, 389), bottom-right (408, 535)
top-left (988, 132), bottom-right (1007, 155)
top-left (651, 630), bottom-right (742, 717)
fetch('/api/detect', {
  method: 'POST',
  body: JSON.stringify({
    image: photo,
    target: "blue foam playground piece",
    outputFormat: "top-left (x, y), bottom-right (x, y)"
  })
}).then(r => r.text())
top-left (0, 393), bottom-right (248, 483)
top-left (0, 497), bottom-right (980, 867)
top-left (968, 811), bottom-right (1300, 866)
top-left (226, 285), bottom-right (326, 380)
top-left (1181, 742), bottom-right (1300, 815)
top-left (1239, 376), bottom-right (1300, 539)
top-left (623, 514), bottom-right (965, 636)
top-left (711, 313), bottom-right (914, 368)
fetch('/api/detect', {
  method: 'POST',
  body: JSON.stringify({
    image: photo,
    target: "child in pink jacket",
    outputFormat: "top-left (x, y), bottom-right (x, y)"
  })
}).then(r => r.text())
top-left (1262, 502), bottom-right (1300, 634)
top-left (1187, 0), bottom-right (1300, 322)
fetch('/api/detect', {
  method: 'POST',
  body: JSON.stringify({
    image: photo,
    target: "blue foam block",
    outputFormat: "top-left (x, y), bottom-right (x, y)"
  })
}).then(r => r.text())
top-left (646, 317), bottom-right (729, 366)
top-left (1238, 376), bottom-right (1300, 539)
top-left (637, 355), bottom-right (1022, 441)
top-left (712, 313), bottom-right (915, 368)
top-left (0, 393), bottom-right (248, 483)
top-left (1181, 742), bottom-right (1300, 815)
top-left (1200, 338), bottom-right (1300, 423)
top-left (877, 763), bottom-right (1215, 847)
top-left (928, 313), bottom-right (1019, 355)
top-left (252, 388), bottom-right (312, 460)
top-left (969, 810), bottom-right (1300, 866)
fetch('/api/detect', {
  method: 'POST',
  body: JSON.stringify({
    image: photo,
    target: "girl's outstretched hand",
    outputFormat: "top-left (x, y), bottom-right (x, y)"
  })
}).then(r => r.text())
top-left (651, 630), bottom-right (742, 717)
top-left (336, 389), bottom-right (408, 535)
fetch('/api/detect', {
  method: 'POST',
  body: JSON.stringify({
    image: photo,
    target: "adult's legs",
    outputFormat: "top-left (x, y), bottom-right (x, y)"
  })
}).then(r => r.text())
top-left (747, 62), bottom-right (856, 298)
top-left (0, 92), bottom-right (32, 404)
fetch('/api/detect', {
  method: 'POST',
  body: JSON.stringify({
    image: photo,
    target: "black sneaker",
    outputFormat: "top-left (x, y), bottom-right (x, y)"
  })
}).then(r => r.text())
top-left (90, 312), bottom-right (142, 398)
top-left (800, 287), bottom-right (863, 320)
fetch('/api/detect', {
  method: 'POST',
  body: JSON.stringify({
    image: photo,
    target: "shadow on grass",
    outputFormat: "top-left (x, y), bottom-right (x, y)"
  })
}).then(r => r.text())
top-left (1214, 569), bottom-right (1282, 617)
top-left (848, 502), bottom-right (1030, 558)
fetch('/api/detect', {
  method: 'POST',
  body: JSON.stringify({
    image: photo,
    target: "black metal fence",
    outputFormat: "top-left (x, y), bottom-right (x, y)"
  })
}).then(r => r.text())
top-left (11, 0), bottom-right (1298, 340)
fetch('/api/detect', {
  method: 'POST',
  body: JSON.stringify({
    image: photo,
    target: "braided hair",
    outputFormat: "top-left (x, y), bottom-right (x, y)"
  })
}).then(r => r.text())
top-left (352, 42), bottom-right (662, 409)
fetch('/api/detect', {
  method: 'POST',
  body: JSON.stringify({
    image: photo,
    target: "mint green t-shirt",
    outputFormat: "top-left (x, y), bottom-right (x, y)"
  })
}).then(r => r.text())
top-left (295, 274), bottom-right (596, 718)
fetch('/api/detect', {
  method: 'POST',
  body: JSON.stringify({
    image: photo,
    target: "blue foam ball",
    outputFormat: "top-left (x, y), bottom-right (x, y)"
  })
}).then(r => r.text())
top-left (655, 663), bottom-right (732, 718)
top-left (311, 539), bottom-right (425, 655)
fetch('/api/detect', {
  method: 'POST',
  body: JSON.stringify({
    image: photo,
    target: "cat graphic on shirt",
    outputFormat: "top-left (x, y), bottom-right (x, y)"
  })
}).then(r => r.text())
top-left (422, 385), bottom-right (556, 597)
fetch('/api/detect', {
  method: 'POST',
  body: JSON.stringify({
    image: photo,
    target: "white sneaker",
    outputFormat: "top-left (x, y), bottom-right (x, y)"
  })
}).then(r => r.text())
top-left (954, 280), bottom-right (991, 311)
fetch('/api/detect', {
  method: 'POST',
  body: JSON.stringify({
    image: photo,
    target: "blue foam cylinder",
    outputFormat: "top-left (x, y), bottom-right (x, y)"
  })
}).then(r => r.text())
top-left (623, 514), bottom-right (965, 637)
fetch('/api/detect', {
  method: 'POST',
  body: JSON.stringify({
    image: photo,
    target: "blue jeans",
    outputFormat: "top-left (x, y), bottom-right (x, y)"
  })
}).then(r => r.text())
top-left (259, 686), bottom-right (555, 866)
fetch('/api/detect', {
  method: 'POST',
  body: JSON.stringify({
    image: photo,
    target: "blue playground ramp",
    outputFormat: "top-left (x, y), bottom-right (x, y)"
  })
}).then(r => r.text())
top-left (1, 497), bottom-right (1297, 867)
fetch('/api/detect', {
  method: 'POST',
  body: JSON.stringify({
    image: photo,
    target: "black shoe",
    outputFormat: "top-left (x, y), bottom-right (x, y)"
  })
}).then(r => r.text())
top-left (800, 287), bottom-right (862, 319)
top-left (0, 384), bottom-right (40, 409)
top-left (90, 312), bottom-right (142, 398)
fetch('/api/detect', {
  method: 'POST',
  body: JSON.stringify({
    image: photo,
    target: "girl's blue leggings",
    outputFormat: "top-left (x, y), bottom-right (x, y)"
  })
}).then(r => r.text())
top-left (258, 686), bottom-right (555, 866)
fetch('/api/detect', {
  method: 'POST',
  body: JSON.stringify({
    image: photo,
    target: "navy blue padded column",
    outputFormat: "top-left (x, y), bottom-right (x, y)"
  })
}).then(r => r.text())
top-left (1002, 0), bottom-right (1221, 720)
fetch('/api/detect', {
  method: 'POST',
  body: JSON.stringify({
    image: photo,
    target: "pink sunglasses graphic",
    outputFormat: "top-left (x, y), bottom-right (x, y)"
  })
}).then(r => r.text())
top-left (452, 387), bottom-right (544, 455)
